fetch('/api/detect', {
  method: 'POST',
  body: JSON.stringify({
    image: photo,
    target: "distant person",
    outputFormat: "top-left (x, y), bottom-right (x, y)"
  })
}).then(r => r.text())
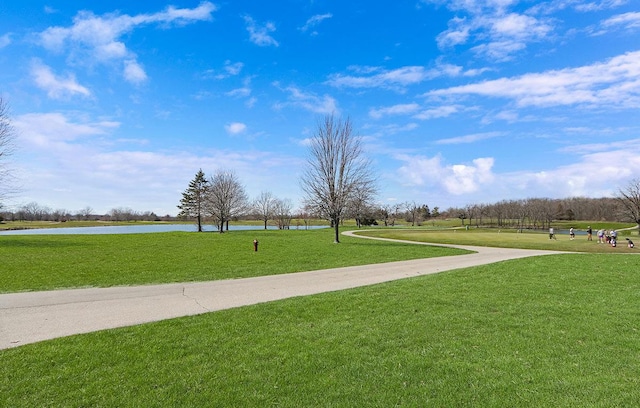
top-left (626, 238), bottom-right (634, 248)
top-left (597, 229), bottom-right (604, 243)
top-left (587, 226), bottom-right (592, 241)
top-left (549, 227), bottom-right (556, 240)
top-left (611, 230), bottom-right (618, 247)
top-left (569, 227), bottom-right (575, 240)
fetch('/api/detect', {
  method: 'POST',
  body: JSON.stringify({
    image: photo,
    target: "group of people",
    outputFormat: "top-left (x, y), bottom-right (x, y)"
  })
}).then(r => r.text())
top-left (549, 226), bottom-right (634, 248)
top-left (596, 228), bottom-right (619, 246)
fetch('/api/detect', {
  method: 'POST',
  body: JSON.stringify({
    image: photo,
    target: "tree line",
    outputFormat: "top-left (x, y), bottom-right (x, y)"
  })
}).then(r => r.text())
top-left (0, 203), bottom-right (171, 223)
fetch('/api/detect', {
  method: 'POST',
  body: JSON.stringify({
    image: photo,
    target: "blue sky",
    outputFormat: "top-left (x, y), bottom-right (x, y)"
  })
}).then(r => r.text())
top-left (1, 1), bottom-right (639, 216)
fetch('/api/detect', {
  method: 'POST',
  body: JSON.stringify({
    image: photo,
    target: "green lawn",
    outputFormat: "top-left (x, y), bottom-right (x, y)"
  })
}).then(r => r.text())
top-left (356, 227), bottom-right (639, 253)
top-left (2, 227), bottom-right (640, 406)
top-left (2, 253), bottom-right (639, 407)
top-left (0, 228), bottom-right (468, 293)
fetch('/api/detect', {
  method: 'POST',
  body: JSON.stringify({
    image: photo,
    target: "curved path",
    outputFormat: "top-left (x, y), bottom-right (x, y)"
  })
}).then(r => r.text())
top-left (0, 231), bottom-right (563, 350)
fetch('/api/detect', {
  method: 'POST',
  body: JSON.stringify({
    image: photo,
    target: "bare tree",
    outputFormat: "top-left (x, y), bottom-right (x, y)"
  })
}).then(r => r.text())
top-left (616, 179), bottom-right (640, 234)
top-left (273, 198), bottom-right (293, 229)
top-left (405, 201), bottom-right (421, 227)
top-left (109, 207), bottom-right (138, 221)
top-left (177, 169), bottom-right (209, 232)
top-left (207, 170), bottom-right (248, 233)
top-left (77, 206), bottom-right (94, 221)
top-left (253, 191), bottom-right (276, 229)
top-left (20, 202), bottom-right (50, 221)
top-left (300, 114), bottom-right (377, 243)
top-left (0, 97), bottom-right (17, 205)
top-left (348, 183), bottom-right (376, 228)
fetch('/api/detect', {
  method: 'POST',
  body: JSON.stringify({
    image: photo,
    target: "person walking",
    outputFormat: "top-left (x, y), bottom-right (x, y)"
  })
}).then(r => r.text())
top-left (587, 226), bottom-right (592, 241)
top-left (569, 227), bottom-right (575, 240)
top-left (549, 227), bottom-right (556, 240)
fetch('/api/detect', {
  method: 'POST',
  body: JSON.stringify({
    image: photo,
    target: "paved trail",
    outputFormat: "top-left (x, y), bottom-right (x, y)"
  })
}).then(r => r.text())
top-left (0, 232), bottom-right (562, 350)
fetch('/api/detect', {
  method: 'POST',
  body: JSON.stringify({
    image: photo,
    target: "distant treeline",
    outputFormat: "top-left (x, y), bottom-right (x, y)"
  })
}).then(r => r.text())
top-left (0, 196), bottom-right (627, 229)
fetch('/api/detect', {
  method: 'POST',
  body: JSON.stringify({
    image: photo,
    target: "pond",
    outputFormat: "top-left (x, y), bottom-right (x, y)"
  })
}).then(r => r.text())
top-left (0, 224), bottom-right (327, 235)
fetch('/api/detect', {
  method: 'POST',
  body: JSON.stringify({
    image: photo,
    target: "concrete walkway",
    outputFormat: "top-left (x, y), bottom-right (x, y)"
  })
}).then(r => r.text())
top-left (0, 232), bottom-right (562, 350)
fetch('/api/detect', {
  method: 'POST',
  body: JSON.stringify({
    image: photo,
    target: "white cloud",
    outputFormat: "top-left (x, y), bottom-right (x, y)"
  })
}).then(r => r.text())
top-left (601, 11), bottom-right (640, 30)
top-left (123, 59), bottom-right (147, 84)
top-left (225, 122), bottom-right (247, 135)
top-left (327, 62), bottom-right (484, 91)
top-left (369, 103), bottom-right (421, 119)
top-left (327, 66), bottom-right (431, 90)
top-left (275, 85), bottom-right (338, 114)
top-left (300, 13), bottom-right (333, 34)
top-left (427, 51), bottom-right (640, 109)
top-left (243, 15), bottom-right (279, 47)
top-left (413, 105), bottom-right (461, 120)
top-left (394, 136), bottom-right (640, 201)
top-left (37, 2), bottom-right (216, 82)
top-left (0, 33), bottom-right (11, 48)
top-left (14, 112), bottom-right (118, 149)
top-left (30, 61), bottom-right (91, 99)
top-left (574, 0), bottom-right (628, 12)
top-left (224, 61), bottom-right (244, 76)
top-left (505, 143), bottom-right (640, 197)
top-left (429, 1), bottom-right (554, 60)
top-left (226, 87), bottom-right (251, 98)
top-left (396, 154), bottom-right (496, 194)
top-left (435, 131), bottom-right (504, 145)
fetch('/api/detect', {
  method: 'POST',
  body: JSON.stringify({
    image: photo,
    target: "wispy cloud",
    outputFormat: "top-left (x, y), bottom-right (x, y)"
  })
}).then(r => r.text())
top-left (427, 51), bottom-right (640, 109)
top-left (37, 2), bottom-right (216, 83)
top-left (15, 112), bottom-right (118, 148)
top-left (274, 84), bottom-right (337, 114)
top-left (369, 103), bottom-right (420, 119)
top-left (327, 66), bottom-right (430, 90)
top-left (327, 61), bottom-right (485, 91)
top-left (427, 1), bottom-right (554, 61)
top-left (414, 105), bottom-right (462, 120)
top-left (300, 13), bottom-right (332, 35)
top-left (435, 131), bottom-right (504, 145)
top-left (0, 33), bottom-right (11, 48)
top-left (225, 122), bottom-right (247, 135)
top-left (243, 15), bottom-right (279, 47)
top-left (30, 60), bottom-right (91, 99)
top-left (123, 59), bottom-right (147, 84)
top-left (225, 77), bottom-right (256, 108)
top-left (601, 11), bottom-right (640, 30)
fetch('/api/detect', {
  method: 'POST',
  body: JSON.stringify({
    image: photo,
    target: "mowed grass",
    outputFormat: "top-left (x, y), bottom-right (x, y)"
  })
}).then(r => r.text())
top-left (3, 226), bottom-right (640, 406)
top-left (356, 227), bottom-right (639, 253)
top-left (2, 253), bottom-right (639, 407)
top-left (0, 228), bottom-right (468, 293)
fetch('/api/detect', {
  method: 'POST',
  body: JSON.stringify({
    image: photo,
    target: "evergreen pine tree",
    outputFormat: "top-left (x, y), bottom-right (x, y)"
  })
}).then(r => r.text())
top-left (177, 169), bottom-right (209, 232)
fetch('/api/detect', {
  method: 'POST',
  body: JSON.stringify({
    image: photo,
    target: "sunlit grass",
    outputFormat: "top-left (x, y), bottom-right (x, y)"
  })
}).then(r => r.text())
top-left (0, 228), bottom-right (468, 293)
top-left (2, 254), bottom-right (639, 406)
top-left (356, 227), bottom-right (639, 253)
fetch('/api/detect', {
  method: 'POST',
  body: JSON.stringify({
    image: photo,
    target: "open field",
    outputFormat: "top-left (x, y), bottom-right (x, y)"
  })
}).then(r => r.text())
top-left (0, 228), bottom-right (468, 293)
top-left (2, 227), bottom-right (639, 406)
top-left (2, 252), bottom-right (639, 406)
top-left (356, 227), bottom-right (639, 253)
